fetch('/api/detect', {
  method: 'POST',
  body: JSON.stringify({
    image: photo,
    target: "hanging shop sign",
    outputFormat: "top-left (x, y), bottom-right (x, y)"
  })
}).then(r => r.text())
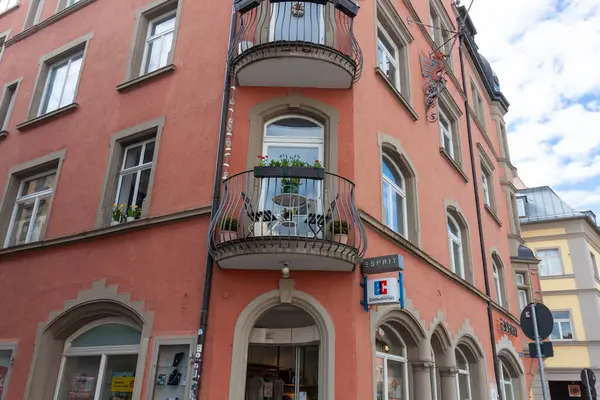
top-left (111, 375), bottom-right (134, 393)
top-left (362, 276), bottom-right (401, 306)
top-left (361, 254), bottom-right (404, 275)
top-left (498, 318), bottom-right (518, 337)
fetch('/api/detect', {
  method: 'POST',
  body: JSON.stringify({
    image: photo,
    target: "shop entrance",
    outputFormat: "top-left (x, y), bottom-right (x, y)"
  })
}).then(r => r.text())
top-left (245, 304), bottom-right (319, 400)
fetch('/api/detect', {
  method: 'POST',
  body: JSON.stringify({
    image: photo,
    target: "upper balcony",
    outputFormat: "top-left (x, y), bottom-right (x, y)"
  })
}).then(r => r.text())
top-left (232, 0), bottom-right (362, 89)
top-left (208, 167), bottom-right (367, 271)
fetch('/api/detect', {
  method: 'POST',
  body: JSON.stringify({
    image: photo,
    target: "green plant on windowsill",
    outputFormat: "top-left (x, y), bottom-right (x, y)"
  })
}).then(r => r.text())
top-left (127, 205), bottom-right (142, 220)
top-left (112, 203), bottom-right (125, 225)
top-left (329, 220), bottom-right (349, 235)
top-left (221, 217), bottom-right (238, 231)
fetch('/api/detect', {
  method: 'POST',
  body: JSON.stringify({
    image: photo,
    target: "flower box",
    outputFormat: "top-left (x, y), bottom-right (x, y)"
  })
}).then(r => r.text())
top-left (253, 166), bottom-right (325, 180)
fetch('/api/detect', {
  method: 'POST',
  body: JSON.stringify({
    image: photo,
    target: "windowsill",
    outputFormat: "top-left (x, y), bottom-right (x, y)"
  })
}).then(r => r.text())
top-left (116, 65), bottom-right (176, 92)
top-left (484, 204), bottom-right (502, 227)
top-left (16, 103), bottom-right (79, 131)
top-left (539, 274), bottom-right (574, 280)
top-left (469, 108), bottom-right (487, 135)
top-left (375, 67), bottom-right (419, 121)
top-left (5, 0), bottom-right (96, 46)
top-left (0, 130), bottom-right (7, 139)
top-left (439, 147), bottom-right (469, 182)
top-left (0, 3), bottom-right (19, 20)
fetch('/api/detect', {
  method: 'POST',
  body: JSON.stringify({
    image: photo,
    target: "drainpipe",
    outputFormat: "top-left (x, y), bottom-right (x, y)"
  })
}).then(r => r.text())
top-left (192, 4), bottom-right (237, 399)
top-left (457, 30), bottom-right (503, 400)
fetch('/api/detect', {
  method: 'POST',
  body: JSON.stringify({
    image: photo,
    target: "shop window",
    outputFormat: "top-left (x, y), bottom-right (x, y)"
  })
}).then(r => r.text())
top-left (53, 318), bottom-right (141, 400)
top-left (375, 324), bottom-right (409, 400)
top-left (149, 342), bottom-right (192, 400)
top-left (536, 248), bottom-right (563, 276)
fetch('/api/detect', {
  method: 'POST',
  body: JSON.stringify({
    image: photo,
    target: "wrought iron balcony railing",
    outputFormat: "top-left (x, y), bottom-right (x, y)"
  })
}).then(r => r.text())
top-left (208, 168), bottom-right (367, 271)
top-left (232, 0), bottom-right (363, 88)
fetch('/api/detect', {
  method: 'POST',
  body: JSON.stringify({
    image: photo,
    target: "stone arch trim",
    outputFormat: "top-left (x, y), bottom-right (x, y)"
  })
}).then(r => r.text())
top-left (428, 312), bottom-right (452, 355)
top-left (24, 279), bottom-right (154, 400)
top-left (497, 335), bottom-right (527, 400)
top-left (378, 131), bottom-right (422, 246)
top-left (453, 319), bottom-right (489, 400)
top-left (228, 285), bottom-right (335, 400)
top-left (445, 199), bottom-right (475, 285)
top-left (246, 94), bottom-right (340, 173)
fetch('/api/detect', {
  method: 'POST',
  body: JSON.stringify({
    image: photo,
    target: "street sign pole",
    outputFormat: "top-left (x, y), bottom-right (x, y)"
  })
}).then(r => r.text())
top-left (531, 303), bottom-right (549, 400)
top-left (585, 370), bottom-right (594, 400)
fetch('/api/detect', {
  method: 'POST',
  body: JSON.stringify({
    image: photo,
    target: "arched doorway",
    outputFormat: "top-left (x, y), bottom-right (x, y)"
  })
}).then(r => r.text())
top-left (246, 305), bottom-right (320, 400)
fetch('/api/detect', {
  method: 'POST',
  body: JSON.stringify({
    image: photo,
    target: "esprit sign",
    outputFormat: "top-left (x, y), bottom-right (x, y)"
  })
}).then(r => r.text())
top-left (361, 254), bottom-right (404, 275)
top-left (498, 318), bottom-right (518, 337)
top-left (367, 277), bottom-right (401, 305)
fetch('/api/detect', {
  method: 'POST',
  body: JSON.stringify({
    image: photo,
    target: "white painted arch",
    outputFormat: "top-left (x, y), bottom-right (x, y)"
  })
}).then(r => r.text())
top-left (228, 287), bottom-right (335, 400)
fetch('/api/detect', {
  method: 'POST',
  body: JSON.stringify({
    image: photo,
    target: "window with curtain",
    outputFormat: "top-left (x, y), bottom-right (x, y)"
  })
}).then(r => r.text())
top-left (536, 249), bottom-right (563, 276)
top-left (375, 325), bottom-right (409, 400)
top-left (141, 11), bottom-right (176, 75)
top-left (447, 214), bottom-right (464, 278)
top-left (382, 155), bottom-right (407, 236)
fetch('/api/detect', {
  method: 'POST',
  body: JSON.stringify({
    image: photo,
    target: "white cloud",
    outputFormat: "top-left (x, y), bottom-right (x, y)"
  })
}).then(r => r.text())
top-left (469, 0), bottom-right (600, 213)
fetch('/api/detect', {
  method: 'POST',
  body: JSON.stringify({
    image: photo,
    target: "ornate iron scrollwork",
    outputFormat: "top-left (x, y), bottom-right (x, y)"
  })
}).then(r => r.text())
top-left (420, 51), bottom-right (448, 123)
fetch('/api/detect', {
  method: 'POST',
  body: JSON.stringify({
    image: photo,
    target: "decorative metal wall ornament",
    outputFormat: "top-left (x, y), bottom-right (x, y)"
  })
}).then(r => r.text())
top-left (291, 2), bottom-right (305, 17)
top-left (420, 50), bottom-right (448, 123)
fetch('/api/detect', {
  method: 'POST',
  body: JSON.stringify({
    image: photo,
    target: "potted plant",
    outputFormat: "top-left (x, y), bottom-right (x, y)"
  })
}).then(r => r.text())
top-left (329, 220), bottom-right (350, 244)
top-left (126, 205), bottom-right (141, 222)
top-left (111, 204), bottom-right (124, 226)
top-left (254, 155), bottom-right (325, 184)
top-left (220, 217), bottom-right (239, 242)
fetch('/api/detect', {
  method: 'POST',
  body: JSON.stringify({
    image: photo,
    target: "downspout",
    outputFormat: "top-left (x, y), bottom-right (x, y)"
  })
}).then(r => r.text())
top-left (458, 30), bottom-right (504, 400)
top-left (192, 4), bottom-right (237, 399)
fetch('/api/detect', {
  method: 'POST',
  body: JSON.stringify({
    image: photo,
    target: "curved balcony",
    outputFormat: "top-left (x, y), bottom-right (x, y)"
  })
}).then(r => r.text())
top-left (232, 0), bottom-right (362, 88)
top-left (208, 168), bottom-right (367, 271)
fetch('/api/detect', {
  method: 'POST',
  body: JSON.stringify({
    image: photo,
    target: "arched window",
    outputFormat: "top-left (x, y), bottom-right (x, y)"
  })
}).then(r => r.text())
top-left (382, 154), bottom-right (408, 236)
top-left (455, 348), bottom-right (472, 400)
top-left (447, 214), bottom-right (464, 278)
top-left (375, 324), bottom-right (409, 400)
top-left (492, 254), bottom-right (507, 308)
top-left (430, 349), bottom-right (439, 400)
top-left (54, 318), bottom-right (141, 400)
top-left (498, 352), bottom-right (524, 400)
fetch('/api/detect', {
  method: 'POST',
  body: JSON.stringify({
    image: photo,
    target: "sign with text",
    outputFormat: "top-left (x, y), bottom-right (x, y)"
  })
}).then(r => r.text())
top-left (361, 254), bottom-right (404, 275)
top-left (499, 318), bottom-right (518, 337)
top-left (367, 277), bottom-right (400, 305)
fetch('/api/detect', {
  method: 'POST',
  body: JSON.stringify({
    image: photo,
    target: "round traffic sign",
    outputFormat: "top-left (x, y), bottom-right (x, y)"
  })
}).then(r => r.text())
top-left (520, 303), bottom-right (554, 340)
top-left (582, 368), bottom-right (596, 387)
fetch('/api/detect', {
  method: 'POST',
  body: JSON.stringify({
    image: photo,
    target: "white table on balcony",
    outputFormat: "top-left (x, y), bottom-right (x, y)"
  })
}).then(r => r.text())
top-left (271, 193), bottom-right (308, 235)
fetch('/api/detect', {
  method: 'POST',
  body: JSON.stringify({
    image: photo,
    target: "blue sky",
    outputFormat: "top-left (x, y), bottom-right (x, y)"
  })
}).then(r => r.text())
top-left (469, 0), bottom-right (600, 215)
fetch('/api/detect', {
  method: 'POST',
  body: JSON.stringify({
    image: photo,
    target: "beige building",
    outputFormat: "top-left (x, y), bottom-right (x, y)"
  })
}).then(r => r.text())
top-left (519, 186), bottom-right (600, 398)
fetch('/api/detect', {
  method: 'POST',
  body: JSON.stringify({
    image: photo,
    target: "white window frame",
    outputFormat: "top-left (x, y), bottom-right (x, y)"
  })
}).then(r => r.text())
top-left (376, 23), bottom-right (401, 90)
top-left (591, 252), bottom-right (599, 280)
top-left (4, 170), bottom-right (56, 248)
top-left (375, 348), bottom-right (409, 400)
top-left (493, 260), bottom-right (503, 307)
top-left (0, 83), bottom-right (18, 131)
top-left (114, 138), bottom-right (156, 212)
top-left (430, 350), bottom-right (438, 400)
top-left (65, 0), bottom-right (81, 7)
top-left (52, 317), bottom-right (141, 400)
top-left (516, 196), bottom-right (526, 217)
top-left (518, 289), bottom-right (528, 312)
top-left (382, 154), bottom-right (408, 237)
top-left (500, 362), bottom-right (515, 400)
top-left (140, 11), bottom-right (177, 75)
top-left (482, 168), bottom-right (491, 207)
top-left (551, 311), bottom-right (574, 341)
top-left (536, 248), bottom-right (563, 277)
top-left (515, 272), bottom-right (529, 311)
top-left (448, 214), bottom-right (465, 278)
top-left (455, 348), bottom-right (472, 400)
top-left (38, 51), bottom-right (84, 116)
top-left (439, 108), bottom-right (454, 158)
top-left (0, 0), bottom-right (17, 13)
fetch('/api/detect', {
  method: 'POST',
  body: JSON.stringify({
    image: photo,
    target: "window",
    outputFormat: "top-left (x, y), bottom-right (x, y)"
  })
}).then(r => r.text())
top-left (516, 196), bottom-right (526, 217)
top-left (429, 1), bottom-right (452, 63)
top-left (114, 139), bottom-right (156, 221)
top-left (375, 325), bottom-right (409, 400)
top-left (0, 346), bottom-right (15, 400)
top-left (53, 318), bottom-right (141, 400)
top-left (430, 349), bottom-right (439, 400)
top-left (125, 1), bottom-right (180, 81)
top-left (550, 311), bottom-right (573, 340)
top-left (439, 109), bottom-right (454, 158)
top-left (537, 249), bottom-right (563, 276)
top-left (38, 52), bottom-right (83, 116)
top-left (65, 0), bottom-right (81, 7)
top-left (141, 12), bottom-right (176, 75)
top-left (591, 252), bottom-right (599, 280)
top-left (0, 80), bottom-right (19, 131)
top-left (515, 272), bottom-right (529, 312)
top-left (4, 171), bottom-right (55, 247)
top-left (148, 341), bottom-right (193, 400)
top-left (492, 259), bottom-right (503, 307)
top-left (0, 0), bottom-right (17, 13)
top-left (500, 361), bottom-right (515, 400)
top-left (382, 155), bottom-right (407, 236)
top-left (0, 34), bottom-right (6, 63)
top-left (470, 81), bottom-right (485, 125)
top-left (377, 25), bottom-right (401, 90)
top-left (448, 214), bottom-right (464, 278)
top-left (481, 165), bottom-right (492, 207)
top-left (24, 0), bottom-right (44, 29)
top-left (455, 348), bottom-right (472, 400)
